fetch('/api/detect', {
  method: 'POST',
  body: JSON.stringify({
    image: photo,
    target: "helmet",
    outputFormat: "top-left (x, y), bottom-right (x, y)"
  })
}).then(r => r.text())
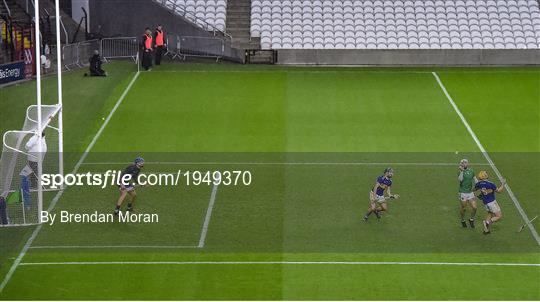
top-left (478, 170), bottom-right (488, 180)
top-left (134, 157), bottom-right (145, 165)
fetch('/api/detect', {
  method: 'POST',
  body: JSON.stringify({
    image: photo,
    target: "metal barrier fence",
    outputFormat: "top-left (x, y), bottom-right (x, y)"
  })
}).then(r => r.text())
top-left (58, 38), bottom-right (138, 71)
top-left (61, 42), bottom-right (79, 69)
top-left (100, 37), bottom-right (139, 62)
top-left (48, 36), bottom-right (243, 72)
top-left (61, 39), bottom-right (100, 70)
top-left (167, 35), bottom-right (231, 62)
top-left (78, 39), bottom-right (101, 65)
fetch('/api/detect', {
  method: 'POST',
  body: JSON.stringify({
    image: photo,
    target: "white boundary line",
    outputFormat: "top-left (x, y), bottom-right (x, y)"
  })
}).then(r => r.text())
top-left (80, 161), bottom-right (491, 166)
top-left (151, 70), bottom-right (540, 75)
top-left (432, 71), bottom-right (540, 245)
top-left (29, 245), bottom-right (198, 249)
top-left (198, 184), bottom-right (219, 248)
top-left (17, 261), bottom-right (540, 267)
top-left (154, 70), bottom-right (433, 74)
top-left (0, 71), bottom-right (141, 293)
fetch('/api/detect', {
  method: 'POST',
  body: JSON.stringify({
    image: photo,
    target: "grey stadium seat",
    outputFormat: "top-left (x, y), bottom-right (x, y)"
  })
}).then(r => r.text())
top-left (250, 0), bottom-right (540, 49)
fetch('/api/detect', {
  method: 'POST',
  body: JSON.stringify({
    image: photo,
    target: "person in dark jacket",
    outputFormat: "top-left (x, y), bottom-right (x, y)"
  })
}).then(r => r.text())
top-left (141, 28), bottom-right (154, 71)
top-left (85, 50), bottom-right (107, 77)
top-left (154, 25), bottom-right (166, 65)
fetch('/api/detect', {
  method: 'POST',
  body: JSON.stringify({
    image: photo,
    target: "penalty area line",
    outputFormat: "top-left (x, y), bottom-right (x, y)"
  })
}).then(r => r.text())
top-left (29, 245), bottom-right (199, 249)
top-left (0, 71), bottom-right (141, 293)
top-left (432, 71), bottom-right (540, 246)
top-left (18, 261), bottom-right (540, 267)
top-left (198, 184), bottom-right (218, 248)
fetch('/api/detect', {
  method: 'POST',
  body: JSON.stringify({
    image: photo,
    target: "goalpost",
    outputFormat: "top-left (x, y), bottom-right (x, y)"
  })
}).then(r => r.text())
top-left (0, 0), bottom-right (63, 226)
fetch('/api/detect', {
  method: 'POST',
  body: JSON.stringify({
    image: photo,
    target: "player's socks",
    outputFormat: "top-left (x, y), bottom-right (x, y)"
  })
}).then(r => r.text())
top-left (363, 210), bottom-right (373, 221)
top-left (469, 218), bottom-right (475, 228)
top-left (114, 205), bottom-right (120, 216)
top-left (461, 220), bottom-right (467, 228)
top-left (127, 203), bottom-right (133, 212)
top-left (482, 220), bottom-right (490, 234)
top-left (375, 210), bottom-right (381, 219)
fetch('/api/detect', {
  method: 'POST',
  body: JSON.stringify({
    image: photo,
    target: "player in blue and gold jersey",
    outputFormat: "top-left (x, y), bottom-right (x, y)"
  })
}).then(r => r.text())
top-left (363, 168), bottom-right (399, 221)
top-left (474, 170), bottom-right (505, 234)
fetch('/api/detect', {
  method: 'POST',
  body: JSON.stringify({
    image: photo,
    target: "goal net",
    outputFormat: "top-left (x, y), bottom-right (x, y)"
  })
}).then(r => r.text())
top-left (0, 104), bottom-right (62, 226)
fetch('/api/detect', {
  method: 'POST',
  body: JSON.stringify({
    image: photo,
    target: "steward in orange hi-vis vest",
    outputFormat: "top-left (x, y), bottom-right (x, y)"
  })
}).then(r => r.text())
top-left (144, 33), bottom-right (153, 50)
top-left (141, 28), bottom-right (153, 71)
top-left (154, 25), bottom-right (166, 66)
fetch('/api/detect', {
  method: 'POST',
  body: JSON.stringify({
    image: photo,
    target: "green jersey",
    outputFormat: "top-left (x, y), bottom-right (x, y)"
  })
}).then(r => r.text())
top-left (459, 168), bottom-right (475, 193)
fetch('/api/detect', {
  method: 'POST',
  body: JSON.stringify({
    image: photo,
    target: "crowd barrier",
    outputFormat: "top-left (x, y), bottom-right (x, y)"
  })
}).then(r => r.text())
top-left (167, 35), bottom-right (225, 61)
top-left (100, 37), bottom-right (139, 62)
top-left (166, 35), bottom-right (244, 63)
top-left (60, 39), bottom-right (101, 70)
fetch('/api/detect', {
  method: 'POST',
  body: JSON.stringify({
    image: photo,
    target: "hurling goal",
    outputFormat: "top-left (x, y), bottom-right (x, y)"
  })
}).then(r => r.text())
top-left (0, 0), bottom-right (64, 226)
top-left (0, 105), bottom-right (62, 226)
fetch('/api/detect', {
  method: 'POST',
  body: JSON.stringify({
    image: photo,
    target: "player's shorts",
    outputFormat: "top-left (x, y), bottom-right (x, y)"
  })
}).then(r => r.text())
top-left (370, 192), bottom-right (386, 204)
top-left (485, 201), bottom-right (501, 214)
top-left (119, 184), bottom-right (136, 192)
top-left (459, 192), bottom-right (475, 202)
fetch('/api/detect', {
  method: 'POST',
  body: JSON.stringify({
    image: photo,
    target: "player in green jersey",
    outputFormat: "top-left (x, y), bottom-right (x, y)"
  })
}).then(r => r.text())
top-left (458, 159), bottom-right (478, 228)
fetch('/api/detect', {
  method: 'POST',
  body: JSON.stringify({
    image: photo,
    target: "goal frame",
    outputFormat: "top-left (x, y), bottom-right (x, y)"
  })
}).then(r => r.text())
top-left (0, 0), bottom-right (64, 226)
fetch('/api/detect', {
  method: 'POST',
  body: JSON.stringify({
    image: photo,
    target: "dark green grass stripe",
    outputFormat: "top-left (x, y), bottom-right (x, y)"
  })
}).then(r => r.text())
top-left (18, 260), bottom-right (540, 267)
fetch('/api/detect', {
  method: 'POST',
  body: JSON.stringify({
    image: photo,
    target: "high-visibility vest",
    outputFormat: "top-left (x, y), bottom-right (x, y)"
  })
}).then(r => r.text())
top-left (144, 34), bottom-right (153, 50)
top-left (155, 30), bottom-right (164, 46)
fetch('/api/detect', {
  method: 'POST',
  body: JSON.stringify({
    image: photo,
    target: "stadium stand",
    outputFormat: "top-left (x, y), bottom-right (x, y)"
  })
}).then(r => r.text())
top-left (174, 0), bottom-right (228, 31)
top-left (250, 0), bottom-right (540, 50)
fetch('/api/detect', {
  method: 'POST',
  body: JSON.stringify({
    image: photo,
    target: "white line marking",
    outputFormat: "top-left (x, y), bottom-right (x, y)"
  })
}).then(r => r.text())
top-left (198, 184), bottom-right (218, 248)
top-left (29, 245), bottom-right (198, 249)
top-left (80, 161), bottom-right (491, 166)
top-left (17, 261), bottom-right (540, 267)
top-left (154, 70), bottom-right (434, 74)
top-left (0, 71), bottom-right (141, 293)
top-left (433, 71), bottom-right (540, 245)
top-left (151, 70), bottom-right (540, 75)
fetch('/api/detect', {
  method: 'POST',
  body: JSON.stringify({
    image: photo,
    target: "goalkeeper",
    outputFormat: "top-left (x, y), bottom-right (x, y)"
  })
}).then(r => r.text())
top-left (458, 159), bottom-right (478, 228)
top-left (114, 157), bottom-right (144, 215)
top-left (24, 132), bottom-right (47, 189)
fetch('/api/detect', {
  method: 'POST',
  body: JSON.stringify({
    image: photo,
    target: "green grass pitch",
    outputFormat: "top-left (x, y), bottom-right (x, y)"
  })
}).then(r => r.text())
top-left (0, 62), bottom-right (539, 300)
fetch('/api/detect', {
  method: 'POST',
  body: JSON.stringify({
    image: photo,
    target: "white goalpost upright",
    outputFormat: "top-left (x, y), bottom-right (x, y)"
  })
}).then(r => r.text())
top-left (35, 0), bottom-right (43, 225)
top-left (0, 0), bottom-right (63, 226)
top-left (54, 0), bottom-right (64, 184)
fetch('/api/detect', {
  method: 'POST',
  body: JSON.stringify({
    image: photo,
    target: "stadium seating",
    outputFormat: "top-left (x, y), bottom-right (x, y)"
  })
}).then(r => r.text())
top-left (174, 0), bottom-right (228, 31)
top-left (250, 0), bottom-right (540, 50)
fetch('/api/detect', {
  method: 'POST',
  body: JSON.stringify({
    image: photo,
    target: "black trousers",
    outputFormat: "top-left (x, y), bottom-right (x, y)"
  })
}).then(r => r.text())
top-left (0, 196), bottom-right (7, 225)
top-left (90, 67), bottom-right (107, 76)
top-left (142, 50), bottom-right (153, 70)
top-left (28, 160), bottom-right (39, 189)
top-left (155, 46), bottom-right (165, 65)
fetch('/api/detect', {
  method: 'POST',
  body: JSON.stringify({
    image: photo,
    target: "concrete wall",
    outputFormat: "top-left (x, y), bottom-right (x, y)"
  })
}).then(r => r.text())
top-left (89, 0), bottom-right (212, 38)
top-left (277, 49), bottom-right (540, 66)
top-left (71, 0), bottom-right (89, 25)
